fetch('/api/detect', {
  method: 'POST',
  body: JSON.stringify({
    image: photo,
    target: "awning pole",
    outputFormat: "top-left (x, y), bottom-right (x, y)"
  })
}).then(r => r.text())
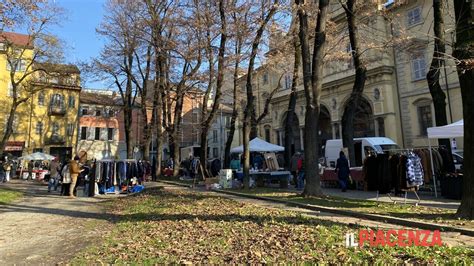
top-left (428, 138), bottom-right (437, 198)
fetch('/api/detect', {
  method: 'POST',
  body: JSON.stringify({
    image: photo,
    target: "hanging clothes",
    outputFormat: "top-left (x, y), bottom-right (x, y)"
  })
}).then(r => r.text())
top-left (405, 152), bottom-right (424, 187)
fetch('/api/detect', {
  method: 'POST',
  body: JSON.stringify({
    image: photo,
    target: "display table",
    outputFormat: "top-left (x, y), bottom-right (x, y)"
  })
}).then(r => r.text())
top-left (236, 170), bottom-right (291, 188)
top-left (321, 167), bottom-right (364, 189)
top-left (20, 169), bottom-right (49, 180)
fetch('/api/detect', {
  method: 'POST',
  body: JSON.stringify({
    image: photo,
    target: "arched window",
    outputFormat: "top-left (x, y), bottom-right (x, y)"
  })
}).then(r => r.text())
top-left (38, 92), bottom-right (45, 106)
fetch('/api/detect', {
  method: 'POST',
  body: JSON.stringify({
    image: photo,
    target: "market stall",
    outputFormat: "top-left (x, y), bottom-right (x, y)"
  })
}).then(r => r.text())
top-left (427, 119), bottom-right (464, 198)
top-left (18, 152), bottom-right (56, 180)
top-left (231, 138), bottom-right (290, 188)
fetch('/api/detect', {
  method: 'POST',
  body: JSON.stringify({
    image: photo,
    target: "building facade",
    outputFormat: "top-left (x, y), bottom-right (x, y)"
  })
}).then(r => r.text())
top-left (0, 32), bottom-right (82, 161)
top-left (77, 90), bottom-right (119, 160)
top-left (238, 0), bottom-right (463, 159)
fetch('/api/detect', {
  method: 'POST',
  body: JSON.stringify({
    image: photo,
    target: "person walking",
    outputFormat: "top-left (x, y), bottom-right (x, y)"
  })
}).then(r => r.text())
top-left (48, 158), bottom-right (60, 192)
top-left (69, 156), bottom-right (83, 198)
top-left (28, 160), bottom-right (34, 181)
top-left (60, 160), bottom-right (71, 196)
top-left (290, 152), bottom-right (300, 187)
top-left (3, 160), bottom-right (11, 182)
top-left (296, 154), bottom-right (305, 190)
top-left (335, 151), bottom-right (350, 192)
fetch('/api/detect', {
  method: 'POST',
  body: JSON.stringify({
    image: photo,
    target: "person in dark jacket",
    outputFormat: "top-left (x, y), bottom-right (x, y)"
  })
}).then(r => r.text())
top-left (335, 151), bottom-right (350, 192)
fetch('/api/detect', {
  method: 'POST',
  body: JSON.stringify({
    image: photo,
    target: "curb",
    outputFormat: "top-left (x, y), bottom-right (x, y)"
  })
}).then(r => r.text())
top-left (158, 180), bottom-right (474, 237)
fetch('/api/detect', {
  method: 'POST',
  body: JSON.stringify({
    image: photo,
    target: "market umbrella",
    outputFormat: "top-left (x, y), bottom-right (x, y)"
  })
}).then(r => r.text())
top-left (18, 152), bottom-right (56, 161)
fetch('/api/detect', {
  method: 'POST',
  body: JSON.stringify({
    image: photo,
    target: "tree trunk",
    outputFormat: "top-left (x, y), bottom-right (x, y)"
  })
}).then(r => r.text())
top-left (296, 0), bottom-right (329, 197)
top-left (341, 0), bottom-right (367, 166)
top-left (242, 2), bottom-right (278, 188)
top-left (124, 105), bottom-right (133, 159)
top-left (284, 31), bottom-right (301, 168)
top-left (453, 0), bottom-right (474, 219)
top-left (223, 37), bottom-right (243, 168)
top-left (427, 0), bottom-right (451, 152)
top-left (0, 103), bottom-right (18, 154)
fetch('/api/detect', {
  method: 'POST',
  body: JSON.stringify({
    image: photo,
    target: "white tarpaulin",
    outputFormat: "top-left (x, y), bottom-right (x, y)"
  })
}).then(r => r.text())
top-left (18, 152), bottom-right (56, 161)
top-left (230, 137), bottom-right (284, 153)
top-left (427, 119), bottom-right (464, 138)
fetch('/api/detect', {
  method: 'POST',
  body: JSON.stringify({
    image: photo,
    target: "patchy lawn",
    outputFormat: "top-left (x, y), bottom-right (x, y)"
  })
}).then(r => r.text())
top-left (227, 188), bottom-right (473, 229)
top-left (72, 187), bottom-right (473, 264)
top-left (0, 188), bottom-right (23, 204)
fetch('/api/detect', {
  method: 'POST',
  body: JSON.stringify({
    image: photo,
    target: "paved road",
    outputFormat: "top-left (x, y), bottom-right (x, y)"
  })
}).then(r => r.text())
top-left (0, 180), bottom-right (111, 265)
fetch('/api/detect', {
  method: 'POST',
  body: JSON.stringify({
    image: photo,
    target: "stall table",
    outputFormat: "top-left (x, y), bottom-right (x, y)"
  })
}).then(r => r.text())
top-left (236, 170), bottom-right (291, 188)
top-left (321, 167), bottom-right (364, 189)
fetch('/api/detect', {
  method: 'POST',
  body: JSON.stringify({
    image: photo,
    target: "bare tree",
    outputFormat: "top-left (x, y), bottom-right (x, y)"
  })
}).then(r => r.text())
top-left (198, 0), bottom-right (228, 177)
top-left (0, 1), bottom-right (64, 154)
top-left (339, 0), bottom-right (368, 166)
top-left (295, 0), bottom-right (330, 196)
top-left (453, 0), bottom-right (474, 219)
top-left (242, 0), bottom-right (280, 189)
top-left (426, 0), bottom-right (451, 151)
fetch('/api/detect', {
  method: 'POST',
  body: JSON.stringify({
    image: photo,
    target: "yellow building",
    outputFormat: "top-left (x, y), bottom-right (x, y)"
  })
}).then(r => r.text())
top-left (235, 0), bottom-right (463, 157)
top-left (0, 32), bottom-right (82, 161)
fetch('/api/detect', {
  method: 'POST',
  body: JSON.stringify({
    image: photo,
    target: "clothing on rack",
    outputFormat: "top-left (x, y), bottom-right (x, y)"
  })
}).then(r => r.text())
top-left (406, 152), bottom-right (424, 187)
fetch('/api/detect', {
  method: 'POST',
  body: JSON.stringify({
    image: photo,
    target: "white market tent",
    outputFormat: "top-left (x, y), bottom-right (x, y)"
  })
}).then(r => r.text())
top-left (18, 152), bottom-right (56, 161)
top-left (230, 137), bottom-right (284, 153)
top-left (427, 119), bottom-right (464, 138)
top-left (426, 119), bottom-right (464, 197)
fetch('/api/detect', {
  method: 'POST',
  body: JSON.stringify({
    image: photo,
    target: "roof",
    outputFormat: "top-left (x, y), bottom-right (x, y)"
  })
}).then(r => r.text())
top-left (34, 63), bottom-right (80, 74)
top-left (0, 32), bottom-right (32, 48)
top-left (80, 91), bottom-right (118, 106)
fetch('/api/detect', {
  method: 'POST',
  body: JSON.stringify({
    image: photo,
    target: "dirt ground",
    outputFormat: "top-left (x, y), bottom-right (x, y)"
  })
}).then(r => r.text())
top-left (0, 180), bottom-right (113, 265)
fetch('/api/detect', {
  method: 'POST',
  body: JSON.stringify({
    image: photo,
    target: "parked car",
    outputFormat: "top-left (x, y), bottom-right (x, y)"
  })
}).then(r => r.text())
top-left (324, 137), bottom-right (399, 167)
top-left (452, 150), bottom-right (463, 171)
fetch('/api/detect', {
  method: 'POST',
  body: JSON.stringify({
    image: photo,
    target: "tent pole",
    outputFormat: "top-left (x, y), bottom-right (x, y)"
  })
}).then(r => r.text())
top-left (429, 138), bottom-right (437, 198)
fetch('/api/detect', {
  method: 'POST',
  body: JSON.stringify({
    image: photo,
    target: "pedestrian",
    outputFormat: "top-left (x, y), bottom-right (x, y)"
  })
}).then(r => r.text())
top-left (69, 155), bottom-right (83, 198)
top-left (48, 158), bottom-right (60, 192)
top-left (60, 160), bottom-right (71, 196)
top-left (0, 160), bottom-right (5, 183)
top-left (3, 160), bottom-right (11, 182)
top-left (296, 154), bottom-right (305, 190)
top-left (290, 152), bottom-right (300, 187)
top-left (335, 151), bottom-right (350, 192)
top-left (28, 160), bottom-right (34, 181)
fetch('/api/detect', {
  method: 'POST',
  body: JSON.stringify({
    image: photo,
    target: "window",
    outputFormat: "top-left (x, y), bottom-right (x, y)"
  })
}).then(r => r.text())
top-left (105, 109), bottom-right (115, 117)
top-left (0, 43), bottom-right (5, 51)
top-left (36, 122), bottom-right (43, 135)
top-left (51, 94), bottom-right (64, 108)
top-left (263, 73), bottom-right (268, 85)
top-left (52, 122), bottom-right (59, 136)
top-left (213, 130), bottom-right (218, 143)
top-left (417, 105), bottom-right (432, 136)
top-left (49, 76), bottom-right (59, 84)
top-left (38, 92), bottom-right (45, 106)
top-left (6, 59), bottom-right (26, 72)
top-left (107, 128), bottom-right (114, 141)
top-left (95, 109), bottom-right (101, 117)
top-left (81, 107), bottom-right (89, 116)
top-left (100, 128), bottom-right (108, 140)
top-left (411, 52), bottom-right (426, 81)
top-left (284, 74), bottom-right (292, 90)
top-left (68, 96), bottom-right (75, 108)
top-left (95, 127), bottom-right (100, 140)
top-left (67, 123), bottom-right (74, 136)
top-left (407, 7), bottom-right (422, 26)
top-left (213, 147), bottom-right (218, 158)
top-left (80, 127), bottom-right (87, 140)
top-left (265, 126), bottom-right (271, 142)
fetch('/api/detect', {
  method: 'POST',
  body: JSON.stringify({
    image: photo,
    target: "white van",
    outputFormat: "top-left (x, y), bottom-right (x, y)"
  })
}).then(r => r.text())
top-left (324, 137), bottom-right (399, 167)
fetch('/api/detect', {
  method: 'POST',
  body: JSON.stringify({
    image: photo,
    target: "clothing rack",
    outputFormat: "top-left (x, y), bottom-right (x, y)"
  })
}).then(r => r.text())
top-left (413, 145), bottom-right (445, 198)
top-left (376, 148), bottom-right (424, 206)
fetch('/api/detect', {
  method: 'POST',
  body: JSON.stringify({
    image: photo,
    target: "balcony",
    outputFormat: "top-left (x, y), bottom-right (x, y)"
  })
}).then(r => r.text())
top-left (45, 135), bottom-right (66, 145)
top-left (49, 105), bottom-right (66, 116)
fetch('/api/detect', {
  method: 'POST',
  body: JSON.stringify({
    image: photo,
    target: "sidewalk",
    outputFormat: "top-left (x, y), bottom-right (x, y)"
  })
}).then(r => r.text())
top-left (321, 188), bottom-right (460, 210)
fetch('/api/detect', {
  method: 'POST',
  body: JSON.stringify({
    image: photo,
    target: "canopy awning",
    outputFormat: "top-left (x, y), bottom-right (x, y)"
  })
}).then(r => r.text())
top-left (230, 137), bottom-right (284, 153)
top-left (427, 119), bottom-right (464, 139)
top-left (18, 152), bottom-right (56, 161)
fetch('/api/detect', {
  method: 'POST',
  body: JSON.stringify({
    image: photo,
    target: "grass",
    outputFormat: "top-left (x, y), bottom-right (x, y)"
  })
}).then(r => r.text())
top-left (0, 188), bottom-right (23, 204)
top-left (228, 188), bottom-right (473, 229)
top-left (72, 187), bottom-right (474, 264)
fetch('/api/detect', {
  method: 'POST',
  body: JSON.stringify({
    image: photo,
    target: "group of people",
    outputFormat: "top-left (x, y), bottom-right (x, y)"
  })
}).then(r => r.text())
top-left (0, 159), bottom-right (14, 183)
top-left (47, 155), bottom-right (86, 198)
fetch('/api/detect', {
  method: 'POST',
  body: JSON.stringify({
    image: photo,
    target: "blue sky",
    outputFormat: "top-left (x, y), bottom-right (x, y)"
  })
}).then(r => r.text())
top-left (50, 0), bottom-right (107, 89)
